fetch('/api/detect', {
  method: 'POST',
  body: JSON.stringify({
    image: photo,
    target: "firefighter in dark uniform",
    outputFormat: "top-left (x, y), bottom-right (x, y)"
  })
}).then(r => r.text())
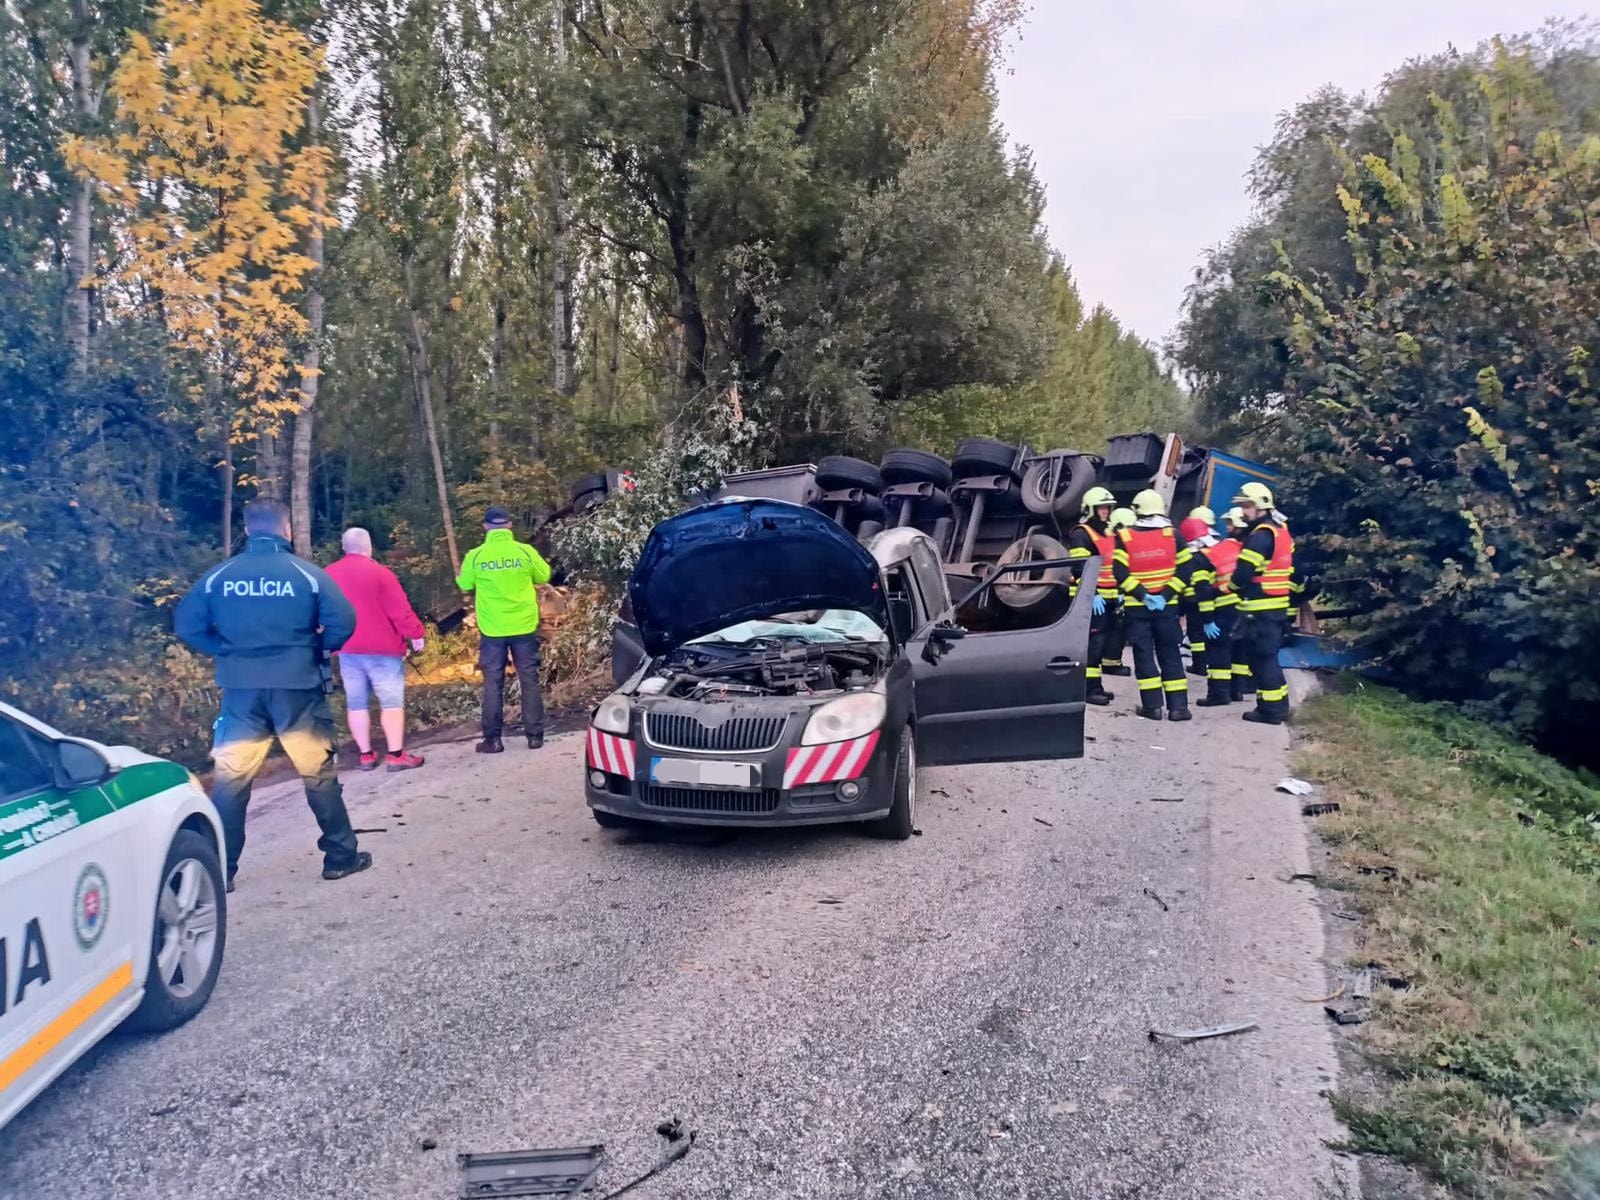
top-left (175, 498), bottom-right (371, 889)
top-left (1177, 506), bottom-right (1218, 680)
top-left (1112, 489), bottom-right (1209, 721)
top-left (1195, 508), bottom-right (1245, 706)
top-left (1067, 486), bottom-right (1120, 706)
top-left (1230, 482), bottom-right (1295, 724)
top-left (1099, 506), bottom-right (1135, 677)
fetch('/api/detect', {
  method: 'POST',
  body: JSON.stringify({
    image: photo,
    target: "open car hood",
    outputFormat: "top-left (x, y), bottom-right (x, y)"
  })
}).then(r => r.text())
top-left (629, 499), bottom-right (888, 656)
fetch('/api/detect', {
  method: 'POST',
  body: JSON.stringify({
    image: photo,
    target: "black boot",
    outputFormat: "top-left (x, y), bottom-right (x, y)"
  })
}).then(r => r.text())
top-left (1241, 709), bottom-right (1284, 726)
top-left (322, 851), bottom-right (374, 881)
top-left (1103, 663), bottom-right (1131, 677)
top-left (1138, 706), bottom-right (1164, 721)
top-left (476, 736), bottom-right (504, 754)
top-left (1086, 690), bottom-right (1113, 706)
top-left (1167, 707), bottom-right (1192, 722)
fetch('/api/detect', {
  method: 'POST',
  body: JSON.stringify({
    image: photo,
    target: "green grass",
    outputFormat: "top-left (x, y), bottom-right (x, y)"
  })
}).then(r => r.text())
top-left (1295, 686), bottom-right (1600, 1199)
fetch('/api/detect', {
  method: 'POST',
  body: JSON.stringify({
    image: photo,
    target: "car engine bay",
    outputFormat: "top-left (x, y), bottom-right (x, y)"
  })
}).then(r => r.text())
top-left (640, 640), bottom-right (886, 701)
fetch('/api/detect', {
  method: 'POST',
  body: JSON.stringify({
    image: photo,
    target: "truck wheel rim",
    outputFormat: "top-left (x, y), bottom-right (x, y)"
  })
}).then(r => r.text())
top-left (155, 858), bottom-right (220, 999)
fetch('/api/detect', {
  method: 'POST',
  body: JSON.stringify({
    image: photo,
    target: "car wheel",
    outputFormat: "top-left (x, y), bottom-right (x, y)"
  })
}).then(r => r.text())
top-left (816, 455), bottom-right (883, 495)
top-left (880, 448), bottom-right (954, 489)
top-left (1021, 453), bottom-right (1097, 517)
top-left (952, 437), bottom-right (1022, 482)
top-left (866, 726), bottom-right (916, 841)
top-left (124, 829), bottom-right (227, 1034)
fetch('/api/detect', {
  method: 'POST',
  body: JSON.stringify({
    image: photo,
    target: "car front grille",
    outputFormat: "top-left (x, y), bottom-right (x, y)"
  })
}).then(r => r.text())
top-left (644, 712), bottom-right (787, 753)
top-left (641, 785), bottom-right (782, 815)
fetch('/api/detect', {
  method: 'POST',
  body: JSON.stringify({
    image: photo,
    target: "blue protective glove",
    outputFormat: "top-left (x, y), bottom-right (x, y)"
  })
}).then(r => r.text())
top-left (1203, 621), bottom-right (1221, 641)
top-left (1092, 594), bottom-right (1107, 616)
top-left (1144, 593), bottom-right (1167, 613)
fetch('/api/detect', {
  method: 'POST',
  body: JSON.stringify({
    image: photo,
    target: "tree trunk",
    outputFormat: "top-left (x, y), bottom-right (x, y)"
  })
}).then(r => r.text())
top-left (256, 431), bottom-right (285, 499)
top-left (403, 251), bottom-right (460, 575)
top-left (605, 271), bottom-right (624, 419)
top-left (66, 0), bottom-right (95, 381)
top-left (220, 434), bottom-right (235, 557)
top-left (551, 1), bottom-right (576, 398)
top-left (487, 117), bottom-right (507, 494)
top-left (290, 88), bottom-right (326, 556)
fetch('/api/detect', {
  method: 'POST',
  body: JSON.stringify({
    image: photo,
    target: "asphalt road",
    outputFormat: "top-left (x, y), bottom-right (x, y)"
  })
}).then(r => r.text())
top-left (1, 684), bottom-right (1356, 1200)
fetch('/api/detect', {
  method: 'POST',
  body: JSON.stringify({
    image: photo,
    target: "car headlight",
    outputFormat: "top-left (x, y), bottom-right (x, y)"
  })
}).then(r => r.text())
top-left (592, 693), bottom-right (632, 735)
top-left (801, 693), bottom-right (886, 745)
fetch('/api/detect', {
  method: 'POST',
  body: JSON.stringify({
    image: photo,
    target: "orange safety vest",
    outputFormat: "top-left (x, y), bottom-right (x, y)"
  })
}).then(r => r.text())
top-left (1088, 526), bottom-right (1118, 595)
top-left (1119, 526), bottom-right (1177, 596)
top-left (1205, 538), bottom-right (1242, 606)
top-left (1241, 523), bottom-right (1295, 612)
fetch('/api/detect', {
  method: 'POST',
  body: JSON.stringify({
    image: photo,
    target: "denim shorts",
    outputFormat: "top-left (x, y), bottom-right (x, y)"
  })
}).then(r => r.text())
top-left (339, 654), bottom-right (406, 709)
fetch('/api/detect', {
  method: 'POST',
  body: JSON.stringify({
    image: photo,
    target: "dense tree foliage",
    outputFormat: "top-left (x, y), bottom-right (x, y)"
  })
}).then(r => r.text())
top-left (1172, 27), bottom-right (1600, 758)
top-left (0, 0), bottom-right (1181, 754)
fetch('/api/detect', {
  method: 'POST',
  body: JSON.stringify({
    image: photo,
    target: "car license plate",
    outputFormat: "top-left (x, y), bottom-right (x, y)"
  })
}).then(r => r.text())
top-left (649, 757), bottom-right (761, 789)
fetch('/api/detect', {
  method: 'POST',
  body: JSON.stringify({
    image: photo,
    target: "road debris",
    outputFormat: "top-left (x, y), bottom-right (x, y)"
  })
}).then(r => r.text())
top-left (1141, 887), bottom-right (1170, 912)
top-left (598, 1125), bottom-right (696, 1200)
top-left (1033, 816), bottom-right (1055, 827)
top-left (457, 1144), bottom-right (605, 1198)
top-left (1276, 777), bottom-right (1315, 796)
top-left (1301, 802), bottom-right (1341, 816)
top-left (1148, 1017), bottom-right (1259, 1043)
top-left (1149, 796), bottom-right (1184, 803)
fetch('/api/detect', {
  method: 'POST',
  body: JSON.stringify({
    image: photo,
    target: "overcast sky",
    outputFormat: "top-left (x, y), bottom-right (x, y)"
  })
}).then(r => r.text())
top-left (993, 2), bottom-right (1592, 348)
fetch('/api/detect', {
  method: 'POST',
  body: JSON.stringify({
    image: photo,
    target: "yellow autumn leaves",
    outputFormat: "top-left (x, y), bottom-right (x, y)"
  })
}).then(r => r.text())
top-left (63, 0), bottom-right (328, 440)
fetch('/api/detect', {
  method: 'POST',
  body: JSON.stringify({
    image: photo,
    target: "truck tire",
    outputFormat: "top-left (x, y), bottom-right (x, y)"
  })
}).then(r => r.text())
top-left (952, 437), bottom-right (1021, 482)
top-left (880, 448), bottom-right (953, 489)
top-left (1021, 453), bottom-right (1096, 517)
top-left (124, 828), bottom-right (227, 1034)
top-left (994, 533), bottom-right (1073, 613)
top-left (865, 726), bottom-right (916, 841)
top-left (569, 472), bottom-right (607, 503)
top-left (816, 455), bottom-right (883, 494)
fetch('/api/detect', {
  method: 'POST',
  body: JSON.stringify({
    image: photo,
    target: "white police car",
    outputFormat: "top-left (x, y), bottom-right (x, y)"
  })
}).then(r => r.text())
top-left (0, 701), bottom-right (227, 1130)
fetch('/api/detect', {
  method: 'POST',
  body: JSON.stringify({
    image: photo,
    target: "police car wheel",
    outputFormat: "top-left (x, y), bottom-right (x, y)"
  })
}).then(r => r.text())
top-left (865, 726), bottom-right (916, 841)
top-left (125, 829), bottom-right (228, 1034)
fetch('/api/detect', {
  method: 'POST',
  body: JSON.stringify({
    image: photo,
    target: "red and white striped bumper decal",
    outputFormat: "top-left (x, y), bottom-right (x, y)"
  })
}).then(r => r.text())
top-left (783, 732), bottom-right (880, 790)
top-left (586, 727), bottom-right (636, 779)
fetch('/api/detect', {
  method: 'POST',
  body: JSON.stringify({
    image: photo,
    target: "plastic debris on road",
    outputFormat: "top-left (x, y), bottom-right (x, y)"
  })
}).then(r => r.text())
top-left (1148, 1018), bottom-right (1259, 1043)
top-left (1276, 777), bottom-right (1314, 796)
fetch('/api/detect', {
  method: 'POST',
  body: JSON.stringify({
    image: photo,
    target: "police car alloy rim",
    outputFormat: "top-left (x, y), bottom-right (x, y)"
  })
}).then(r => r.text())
top-left (155, 858), bottom-right (220, 999)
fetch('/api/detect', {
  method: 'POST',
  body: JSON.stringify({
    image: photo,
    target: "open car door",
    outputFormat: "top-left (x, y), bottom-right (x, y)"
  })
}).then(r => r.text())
top-left (909, 557), bottom-right (1095, 767)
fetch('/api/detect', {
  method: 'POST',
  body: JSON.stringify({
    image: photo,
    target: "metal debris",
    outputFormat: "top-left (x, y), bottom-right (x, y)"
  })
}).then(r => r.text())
top-left (1302, 802), bottom-right (1341, 816)
top-left (1141, 887), bottom-right (1170, 912)
top-left (1148, 1018), bottom-right (1259, 1043)
top-left (1149, 796), bottom-right (1184, 803)
top-left (1033, 816), bottom-right (1055, 827)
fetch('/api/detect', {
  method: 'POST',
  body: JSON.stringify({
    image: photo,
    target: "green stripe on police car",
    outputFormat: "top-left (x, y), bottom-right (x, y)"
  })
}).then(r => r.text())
top-left (0, 761), bottom-right (190, 865)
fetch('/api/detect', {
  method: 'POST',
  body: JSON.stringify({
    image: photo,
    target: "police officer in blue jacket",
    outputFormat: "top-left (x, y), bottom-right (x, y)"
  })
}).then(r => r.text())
top-left (175, 499), bottom-right (371, 889)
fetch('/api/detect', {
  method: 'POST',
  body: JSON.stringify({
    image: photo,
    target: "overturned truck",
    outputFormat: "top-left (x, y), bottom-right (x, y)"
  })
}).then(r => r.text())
top-left (592, 433), bottom-right (1281, 683)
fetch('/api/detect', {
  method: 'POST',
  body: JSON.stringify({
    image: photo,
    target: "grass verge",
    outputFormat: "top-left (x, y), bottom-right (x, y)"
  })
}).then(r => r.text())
top-left (1294, 685), bottom-right (1600, 1199)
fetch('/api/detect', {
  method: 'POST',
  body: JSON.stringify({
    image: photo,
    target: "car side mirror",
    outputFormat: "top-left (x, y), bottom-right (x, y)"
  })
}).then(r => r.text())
top-left (921, 622), bottom-right (966, 665)
top-left (54, 739), bottom-right (112, 790)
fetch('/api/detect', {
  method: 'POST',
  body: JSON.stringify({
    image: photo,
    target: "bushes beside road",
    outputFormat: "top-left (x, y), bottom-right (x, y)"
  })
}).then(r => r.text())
top-left (1295, 686), bottom-right (1600, 1197)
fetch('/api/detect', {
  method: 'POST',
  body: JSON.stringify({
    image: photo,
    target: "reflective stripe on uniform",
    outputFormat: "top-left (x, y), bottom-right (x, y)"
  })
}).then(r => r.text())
top-left (1259, 685), bottom-right (1290, 702)
top-left (1163, 679), bottom-right (1188, 693)
top-left (1138, 677), bottom-right (1162, 691)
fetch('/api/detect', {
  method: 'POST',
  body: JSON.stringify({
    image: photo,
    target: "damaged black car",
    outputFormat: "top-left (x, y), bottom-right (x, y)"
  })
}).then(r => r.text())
top-left (584, 498), bottom-right (1094, 840)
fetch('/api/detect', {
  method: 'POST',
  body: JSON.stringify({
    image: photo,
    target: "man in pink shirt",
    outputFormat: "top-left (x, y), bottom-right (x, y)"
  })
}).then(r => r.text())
top-left (325, 527), bottom-right (428, 772)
